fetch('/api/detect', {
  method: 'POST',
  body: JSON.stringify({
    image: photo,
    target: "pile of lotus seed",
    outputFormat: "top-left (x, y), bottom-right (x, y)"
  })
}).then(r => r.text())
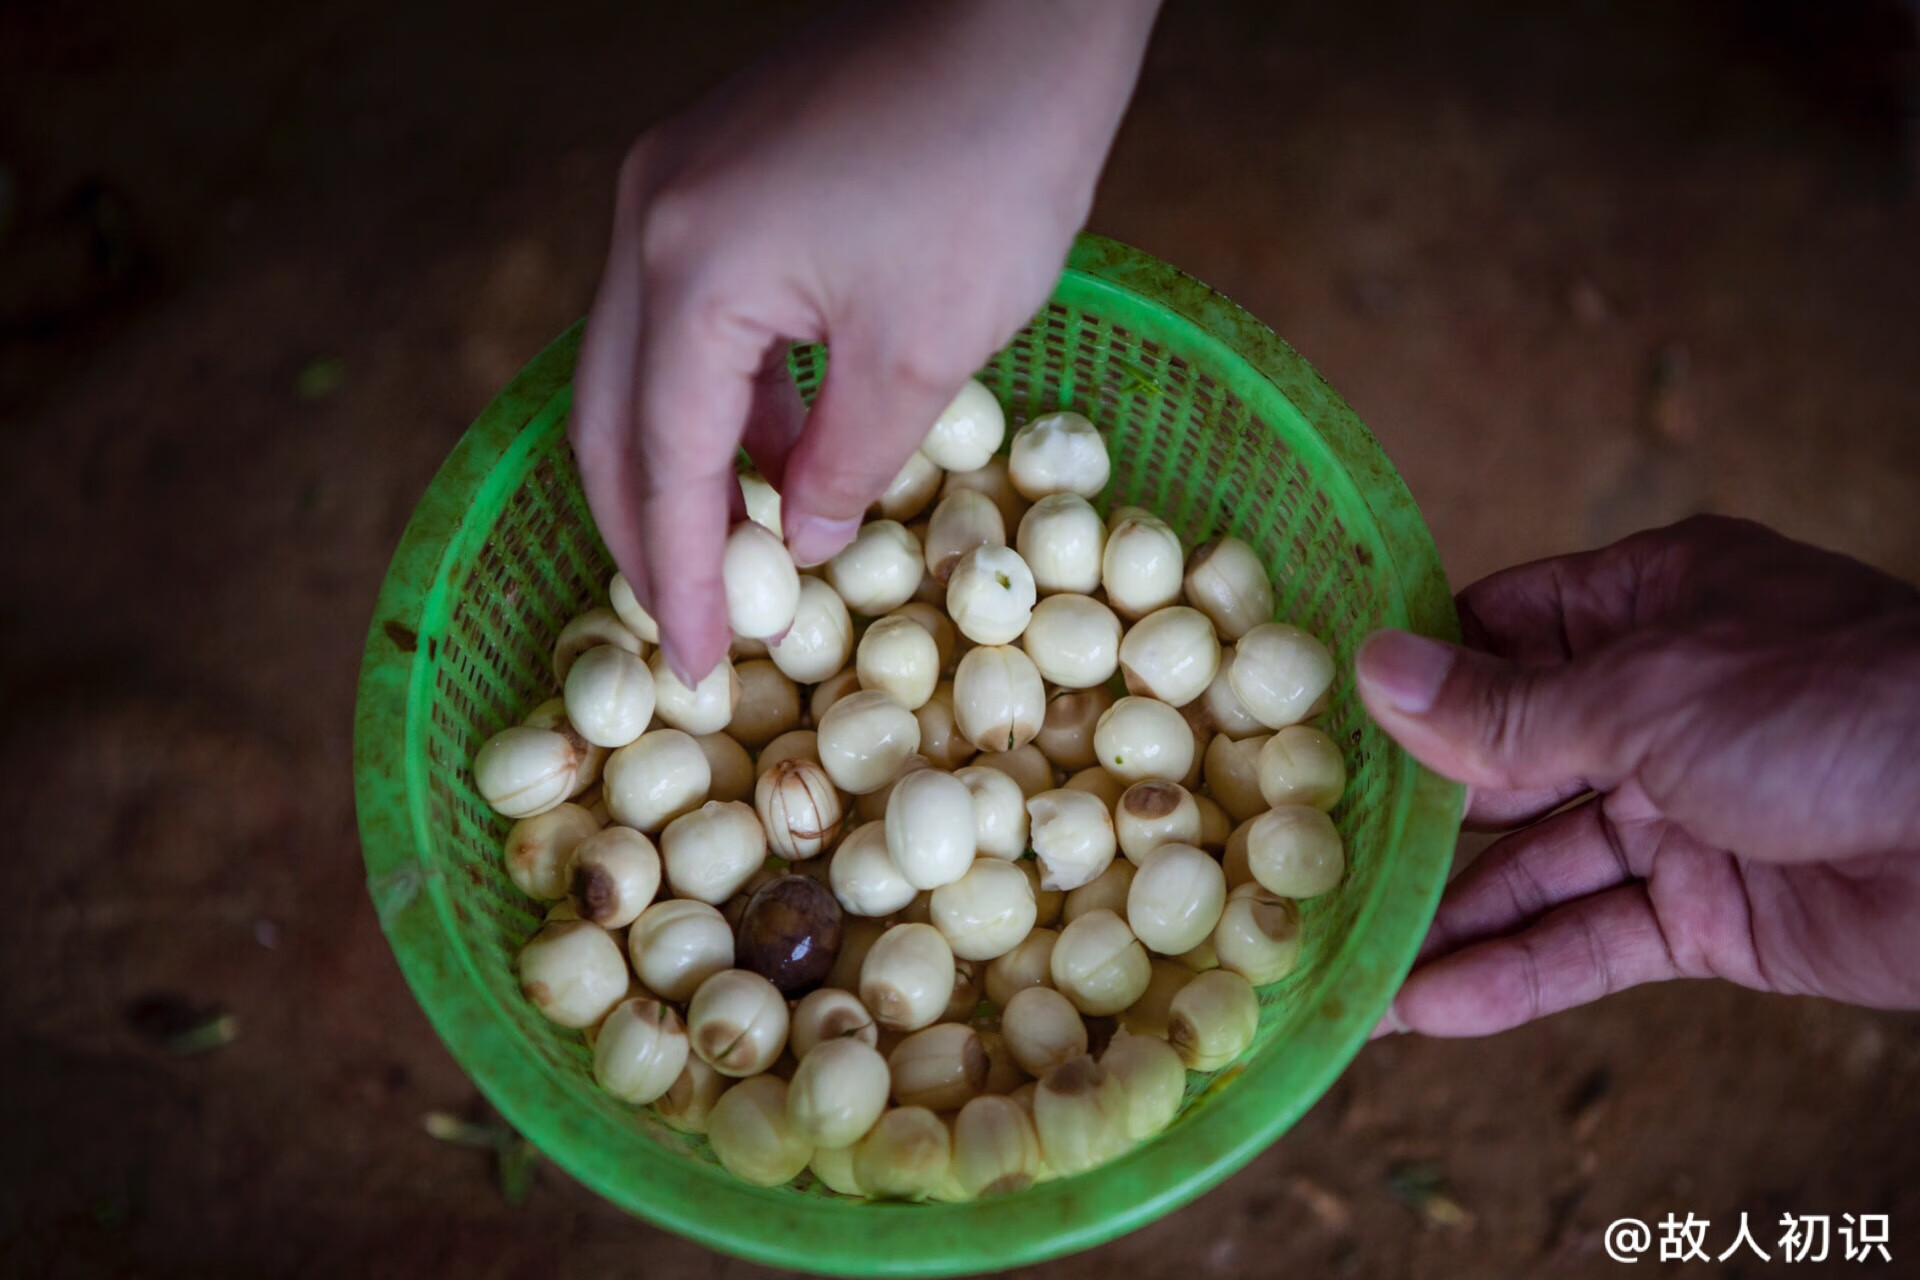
top-left (471, 379), bottom-right (1348, 1201)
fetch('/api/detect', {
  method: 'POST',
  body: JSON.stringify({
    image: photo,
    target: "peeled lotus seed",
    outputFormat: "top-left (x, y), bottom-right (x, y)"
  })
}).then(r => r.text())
top-left (1118, 605), bottom-right (1221, 708)
top-left (608, 572), bottom-right (662, 644)
top-left (602, 728), bottom-right (711, 832)
top-left (1034, 685), bottom-right (1113, 772)
top-left (787, 1036), bottom-right (892, 1149)
top-left (1256, 724), bottom-right (1348, 811)
top-left (789, 987), bottom-right (879, 1060)
top-left (1228, 623), bottom-right (1335, 729)
top-left (1203, 732), bottom-right (1271, 823)
top-left (553, 607), bottom-right (643, 685)
top-left (945, 544), bottom-right (1037, 646)
top-left (921, 379), bottom-right (1006, 472)
top-left (888, 1022), bottom-right (991, 1112)
top-left (852, 1105), bottom-right (951, 1201)
top-left (1020, 594), bottom-right (1122, 689)
top-left (769, 576), bottom-right (855, 683)
top-left (648, 651), bottom-right (741, 737)
top-left (828, 820), bottom-right (918, 918)
top-left (953, 764), bottom-right (1029, 860)
top-left (885, 770), bottom-right (977, 891)
top-left (985, 928), bottom-right (1060, 1009)
top-left (930, 857), bottom-right (1037, 961)
top-left (859, 923), bottom-right (955, 1033)
top-left (517, 918), bottom-right (628, 1029)
top-left (818, 689), bottom-right (922, 795)
top-left (1183, 536), bottom-right (1275, 641)
top-left (592, 997), bottom-right (690, 1105)
top-left (827, 520), bottom-right (923, 615)
top-left (923, 489), bottom-right (1007, 585)
top-left (951, 644), bottom-right (1045, 753)
top-left (728, 659), bottom-right (802, 749)
top-left (1007, 411), bottom-right (1111, 500)
top-left (566, 825), bottom-right (661, 928)
top-left (1092, 696), bottom-right (1195, 785)
top-left (564, 644), bottom-right (656, 748)
top-left (1125, 842), bottom-right (1227, 956)
top-left (1032, 1055), bottom-right (1130, 1176)
top-left (694, 731), bottom-right (756, 803)
top-left (687, 968), bottom-right (790, 1077)
top-left (660, 800), bottom-right (767, 905)
top-left (1050, 908), bottom-right (1152, 1015)
top-left (1027, 788), bottom-right (1118, 892)
top-left (1001, 986), bottom-right (1089, 1079)
top-left (856, 613), bottom-right (941, 711)
top-left (971, 742), bottom-right (1056, 798)
top-left (504, 802), bottom-right (602, 901)
top-left (1016, 493), bottom-right (1106, 596)
top-left (475, 726), bottom-right (583, 819)
top-left (1213, 882), bottom-right (1303, 985)
top-left (1167, 969), bottom-right (1259, 1071)
top-left (1099, 1031), bottom-right (1187, 1140)
top-left (875, 450), bottom-right (945, 522)
top-left (1115, 780), bottom-right (1203, 864)
top-left (1101, 515), bottom-right (1184, 620)
top-left (627, 898), bottom-right (734, 1002)
top-left (722, 520), bottom-right (801, 640)
top-left (1246, 804), bottom-right (1346, 898)
top-left (708, 1074), bottom-right (813, 1186)
top-left (737, 469), bottom-right (783, 533)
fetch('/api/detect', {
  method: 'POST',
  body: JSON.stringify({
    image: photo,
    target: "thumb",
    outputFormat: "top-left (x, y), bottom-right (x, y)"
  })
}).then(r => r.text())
top-left (1356, 629), bottom-right (1650, 796)
top-left (779, 337), bottom-right (969, 567)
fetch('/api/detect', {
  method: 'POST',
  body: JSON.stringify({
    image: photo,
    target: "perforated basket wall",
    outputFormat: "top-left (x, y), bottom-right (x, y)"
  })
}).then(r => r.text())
top-left (354, 236), bottom-right (1462, 1277)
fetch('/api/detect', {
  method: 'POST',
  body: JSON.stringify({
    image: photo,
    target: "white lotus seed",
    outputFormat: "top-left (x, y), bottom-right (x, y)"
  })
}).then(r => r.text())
top-left (1020, 594), bottom-right (1121, 689)
top-left (946, 544), bottom-right (1037, 646)
top-left (627, 898), bottom-right (734, 1002)
top-left (723, 520), bottom-right (801, 639)
top-left (1118, 605), bottom-right (1220, 708)
top-left (1026, 788), bottom-right (1118, 892)
top-left (827, 520), bottom-right (923, 615)
top-left (769, 576), bottom-right (855, 683)
top-left (1101, 514), bottom-right (1184, 620)
top-left (1126, 843), bottom-right (1227, 955)
top-left (1229, 623), bottom-right (1336, 729)
top-left (921, 378), bottom-right (1006, 472)
top-left (1092, 696), bottom-right (1195, 785)
top-left (660, 800), bottom-right (767, 904)
top-left (1247, 804), bottom-right (1346, 898)
top-left (504, 802), bottom-right (602, 901)
top-left (930, 857), bottom-right (1037, 961)
top-left (856, 613), bottom-right (940, 710)
top-left (1007, 411), bottom-right (1110, 499)
top-left (688, 968), bottom-right (790, 1077)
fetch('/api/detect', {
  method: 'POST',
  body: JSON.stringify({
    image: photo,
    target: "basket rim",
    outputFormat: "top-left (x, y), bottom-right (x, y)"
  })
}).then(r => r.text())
top-left (353, 233), bottom-right (1464, 1276)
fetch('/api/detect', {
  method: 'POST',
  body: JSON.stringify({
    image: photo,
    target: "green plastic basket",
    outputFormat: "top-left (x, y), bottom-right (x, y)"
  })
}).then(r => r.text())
top-left (353, 235), bottom-right (1463, 1275)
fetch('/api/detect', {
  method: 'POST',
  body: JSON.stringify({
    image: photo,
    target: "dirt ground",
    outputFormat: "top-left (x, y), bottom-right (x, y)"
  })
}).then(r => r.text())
top-left (2, 1), bottom-right (1917, 1277)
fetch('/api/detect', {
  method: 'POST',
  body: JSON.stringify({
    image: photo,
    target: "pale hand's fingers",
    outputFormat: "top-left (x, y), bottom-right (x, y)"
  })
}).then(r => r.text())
top-left (570, 167), bottom-right (652, 603)
top-left (631, 290), bottom-right (772, 683)
top-left (739, 342), bottom-right (808, 492)
top-left (779, 335), bottom-right (968, 566)
top-left (1384, 883), bottom-right (1680, 1037)
top-left (1416, 799), bottom-right (1630, 963)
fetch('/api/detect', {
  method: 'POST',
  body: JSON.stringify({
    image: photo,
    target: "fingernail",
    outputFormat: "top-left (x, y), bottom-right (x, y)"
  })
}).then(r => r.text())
top-left (658, 640), bottom-right (700, 691)
top-left (1369, 1001), bottom-right (1411, 1040)
top-left (1358, 630), bottom-right (1455, 715)
top-left (785, 512), bottom-right (862, 568)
